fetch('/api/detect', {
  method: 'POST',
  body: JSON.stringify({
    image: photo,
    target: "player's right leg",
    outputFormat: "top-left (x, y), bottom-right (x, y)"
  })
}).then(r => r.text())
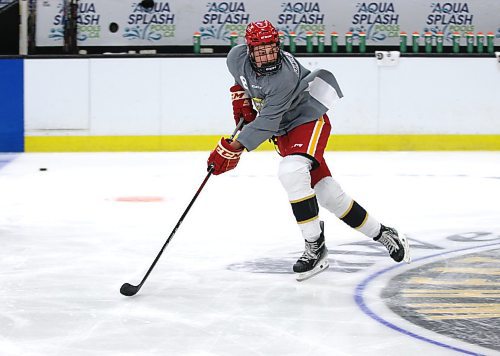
top-left (276, 115), bottom-right (334, 280)
top-left (278, 154), bottom-right (329, 281)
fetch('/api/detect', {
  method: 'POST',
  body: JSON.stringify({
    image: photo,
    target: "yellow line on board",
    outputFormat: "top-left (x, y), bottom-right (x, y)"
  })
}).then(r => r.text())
top-left (326, 135), bottom-right (500, 151)
top-left (25, 136), bottom-right (225, 152)
top-left (25, 135), bottom-right (500, 152)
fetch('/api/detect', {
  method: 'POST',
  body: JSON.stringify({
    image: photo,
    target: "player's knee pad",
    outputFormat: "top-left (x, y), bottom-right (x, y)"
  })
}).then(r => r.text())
top-left (314, 177), bottom-right (351, 215)
top-left (278, 155), bottom-right (313, 201)
top-left (314, 177), bottom-right (368, 229)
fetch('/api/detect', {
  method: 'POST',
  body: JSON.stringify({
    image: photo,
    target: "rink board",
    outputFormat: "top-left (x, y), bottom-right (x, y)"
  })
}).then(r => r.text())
top-left (25, 134), bottom-right (500, 152)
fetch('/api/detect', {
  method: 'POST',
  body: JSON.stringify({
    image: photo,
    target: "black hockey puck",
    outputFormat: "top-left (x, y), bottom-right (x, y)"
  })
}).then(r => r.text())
top-left (39, 168), bottom-right (47, 171)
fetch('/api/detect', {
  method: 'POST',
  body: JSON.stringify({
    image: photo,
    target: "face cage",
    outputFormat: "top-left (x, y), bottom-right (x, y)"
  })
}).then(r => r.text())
top-left (248, 43), bottom-right (283, 75)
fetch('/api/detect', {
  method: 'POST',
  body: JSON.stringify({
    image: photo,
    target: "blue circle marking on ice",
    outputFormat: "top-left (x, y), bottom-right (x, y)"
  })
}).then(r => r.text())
top-left (354, 242), bottom-right (500, 356)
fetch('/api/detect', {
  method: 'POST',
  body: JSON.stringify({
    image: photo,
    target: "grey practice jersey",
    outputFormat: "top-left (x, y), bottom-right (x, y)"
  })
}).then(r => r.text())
top-left (226, 44), bottom-right (344, 151)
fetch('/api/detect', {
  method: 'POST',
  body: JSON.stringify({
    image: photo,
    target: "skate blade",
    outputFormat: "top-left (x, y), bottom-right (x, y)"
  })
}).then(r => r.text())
top-left (399, 232), bottom-right (412, 264)
top-left (295, 259), bottom-right (329, 282)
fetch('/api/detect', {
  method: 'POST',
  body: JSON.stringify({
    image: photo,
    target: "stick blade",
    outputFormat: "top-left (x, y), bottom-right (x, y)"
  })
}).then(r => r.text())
top-left (120, 283), bottom-right (139, 296)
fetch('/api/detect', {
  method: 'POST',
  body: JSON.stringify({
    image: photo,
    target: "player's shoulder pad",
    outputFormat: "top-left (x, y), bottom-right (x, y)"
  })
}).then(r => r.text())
top-left (281, 50), bottom-right (301, 77)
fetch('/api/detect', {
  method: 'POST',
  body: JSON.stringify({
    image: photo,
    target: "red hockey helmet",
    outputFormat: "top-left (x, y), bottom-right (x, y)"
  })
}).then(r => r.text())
top-left (245, 20), bottom-right (282, 75)
top-left (245, 20), bottom-right (280, 46)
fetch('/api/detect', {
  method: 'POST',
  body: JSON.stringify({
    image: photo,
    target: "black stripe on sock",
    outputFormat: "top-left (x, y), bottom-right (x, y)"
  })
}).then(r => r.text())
top-left (341, 200), bottom-right (367, 228)
top-left (291, 195), bottom-right (319, 223)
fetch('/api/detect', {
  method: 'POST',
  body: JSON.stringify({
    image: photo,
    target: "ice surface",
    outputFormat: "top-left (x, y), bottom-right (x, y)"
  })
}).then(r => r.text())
top-left (1, 151), bottom-right (499, 356)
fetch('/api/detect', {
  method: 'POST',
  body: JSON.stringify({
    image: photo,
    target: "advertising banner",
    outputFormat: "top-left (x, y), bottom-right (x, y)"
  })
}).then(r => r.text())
top-left (35, 0), bottom-right (500, 47)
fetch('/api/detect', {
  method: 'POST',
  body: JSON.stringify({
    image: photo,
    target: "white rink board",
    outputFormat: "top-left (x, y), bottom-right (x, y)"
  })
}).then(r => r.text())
top-left (24, 59), bottom-right (90, 131)
top-left (24, 56), bottom-right (500, 136)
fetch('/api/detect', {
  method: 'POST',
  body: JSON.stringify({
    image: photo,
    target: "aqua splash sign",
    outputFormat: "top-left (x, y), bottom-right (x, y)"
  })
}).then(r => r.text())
top-left (35, 0), bottom-right (499, 46)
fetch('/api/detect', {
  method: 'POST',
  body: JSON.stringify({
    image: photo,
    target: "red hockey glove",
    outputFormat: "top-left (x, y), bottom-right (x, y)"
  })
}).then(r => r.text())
top-left (230, 84), bottom-right (257, 127)
top-left (207, 138), bottom-right (243, 175)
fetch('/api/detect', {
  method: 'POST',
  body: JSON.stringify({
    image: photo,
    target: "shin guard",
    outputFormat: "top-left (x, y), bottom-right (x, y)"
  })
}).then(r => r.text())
top-left (315, 176), bottom-right (381, 238)
top-left (279, 155), bottom-right (322, 241)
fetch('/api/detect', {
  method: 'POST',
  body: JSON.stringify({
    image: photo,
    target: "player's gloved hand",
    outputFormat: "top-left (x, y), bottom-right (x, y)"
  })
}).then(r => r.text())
top-left (230, 84), bottom-right (257, 127)
top-left (207, 137), bottom-right (243, 175)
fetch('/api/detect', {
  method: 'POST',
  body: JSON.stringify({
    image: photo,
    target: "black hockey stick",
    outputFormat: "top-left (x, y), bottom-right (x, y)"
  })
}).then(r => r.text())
top-left (120, 119), bottom-right (244, 296)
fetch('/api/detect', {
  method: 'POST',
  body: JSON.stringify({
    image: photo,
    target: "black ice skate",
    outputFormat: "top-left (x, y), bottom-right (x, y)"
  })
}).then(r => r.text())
top-left (374, 225), bottom-right (411, 263)
top-left (293, 221), bottom-right (329, 281)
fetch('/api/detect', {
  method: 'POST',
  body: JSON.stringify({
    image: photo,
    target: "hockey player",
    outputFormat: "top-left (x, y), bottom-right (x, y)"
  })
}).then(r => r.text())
top-left (207, 20), bottom-right (411, 281)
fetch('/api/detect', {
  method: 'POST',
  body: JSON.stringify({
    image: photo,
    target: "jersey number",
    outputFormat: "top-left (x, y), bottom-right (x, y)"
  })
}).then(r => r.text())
top-left (239, 76), bottom-right (248, 90)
